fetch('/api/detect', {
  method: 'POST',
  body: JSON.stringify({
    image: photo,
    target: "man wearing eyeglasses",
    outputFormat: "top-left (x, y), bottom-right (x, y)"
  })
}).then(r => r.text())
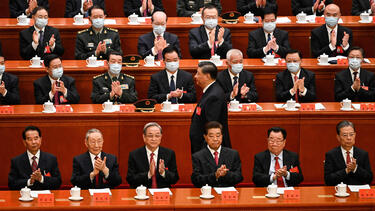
top-left (252, 127), bottom-right (303, 187)
top-left (71, 128), bottom-right (122, 189)
top-left (324, 121), bottom-right (373, 186)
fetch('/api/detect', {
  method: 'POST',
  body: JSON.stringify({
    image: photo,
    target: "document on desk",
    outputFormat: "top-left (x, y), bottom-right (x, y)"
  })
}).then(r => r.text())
top-left (149, 188), bottom-right (173, 195)
top-left (277, 187), bottom-right (294, 195)
top-left (276, 17), bottom-right (291, 23)
top-left (104, 19), bottom-right (116, 25)
top-left (348, 184), bottom-right (370, 192)
top-left (89, 188), bottom-right (112, 196)
top-left (30, 190), bottom-right (51, 198)
top-left (213, 187), bottom-right (237, 194)
top-left (315, 103), bottom-right (326, 110)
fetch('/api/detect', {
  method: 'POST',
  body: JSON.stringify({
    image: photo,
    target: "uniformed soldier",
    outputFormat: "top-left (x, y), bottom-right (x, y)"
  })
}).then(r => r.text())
top-left (91, 51), bottom-right (138, 104)
top-left (75, 5), bottom-right (122, 60)
top-left (177, 0), bottom-right (222, 17)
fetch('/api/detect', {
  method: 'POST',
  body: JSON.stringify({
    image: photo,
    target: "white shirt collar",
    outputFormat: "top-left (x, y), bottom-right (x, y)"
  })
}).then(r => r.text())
top-left (290, 70), bottom-right (301, 83)
top-left (264, 31), bottom-right (274, 41)
top-left (341, 146), bottom-right (353, 155)
top-left (27, 150), bottom-right (40, 161)
top-left (325, 24), bottom-right (338, 41)
top-left (145, 146), bottom-right (159, 163)
top-left (349, 67), bottom-right (361, 81)
top-left (166, 69), bottom-right (178, 78)
top-left (34, 25), bottom-right (45, 33)
top-left (89, 151), bottom-right (101, 161)
top-left (153, 32), bottom-right (164, 38)
top-left (207, 145), bottom-right (221, 158)
top-left (270, 150), bottom-right (283, 161)
top-left (203, 81), bottom-right (215, 93)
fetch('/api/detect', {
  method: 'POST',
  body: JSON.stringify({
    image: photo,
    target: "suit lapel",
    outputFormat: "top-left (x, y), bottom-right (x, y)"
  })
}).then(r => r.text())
top-left (282, 150), bottom-right (290, 169)
top-left (176, 70), bottom-right (183, 89)
top-left (260, 29), bottom-right (267, 47)
top-left (223, 70), bottom-right (233, 89)
top-left (360, 69), bottom-right (367, 85)
top-left (85, 151), bottom-right (94, 172)
top-left (218, 147), bottom-right (226, 166)
top-left (337, 25), bottom-right (344, 46)
top-left (141, 147), bottom-right (150, 170)
top-left (321, 25), bottom-right (330, 46)
top-left (263, 151), bottom-right (271, 174)
top-left (22, 152), bottom-right (33, 175)
top-left (285, 71), bottom-right (294, 89)
top-left (161, 70), bottom-right (170, 91)
top-left (200, 26), bottom-right (208, 42)
top-left (335, 147), bottom-right (347, 169)
top-left (204, 147), bottom-right (217, 167)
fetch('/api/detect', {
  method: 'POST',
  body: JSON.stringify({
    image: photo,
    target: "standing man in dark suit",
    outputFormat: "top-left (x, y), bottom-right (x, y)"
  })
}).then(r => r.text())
top-left (9, 0), bottom-right (49, 18)
top-left (148, 46), bottom-right (196, 103)
top-left (247, 7), bottom-right (290, 58)
top-left (275, 49), bottom-right (316, 102)
top-left (0, 56), bottom-right (20, 105)
top-left (91, 51), bottom-right (137, 104)
top-left (335, 47), bottom-right (375, 102)
top-left (190, 61), bottom-right (231, 154)
top-left (65, 0), bottom-right (106, 18)
top-left (188, 4), bottom-right (232, 59)
top-left (177, 0), bottom-right (222, 17)
top-left (311, 4), bottom-right (353, 58)
top-left (191, 121), bottom-right (243, 187)
top-left (8, 126), bottom-right (61, 190)
top-left (19, 7), bottom-right (64, 60)
top-left (138, 11), bottom-right (181, 59)
top-left (123, 0), bottom-right (164, 17)
top-left (351, 0), bottom-right (375, 15)
top-left (71, 128), bottom-right (122, 189)
top-left (34, 54), bottom-right (80, 104)
top-left (216, 49), bottom-right (258, 103)
top-left (324, 121), bottom-right (373, 186)
top-left (292, 0), bottom-right (333, 16)
top-left (253, 127), bottom-right (303, 187)
top-left (126, 122), bottom-right (179, 188)
top-left (237, 0), bottom-right (278, 16)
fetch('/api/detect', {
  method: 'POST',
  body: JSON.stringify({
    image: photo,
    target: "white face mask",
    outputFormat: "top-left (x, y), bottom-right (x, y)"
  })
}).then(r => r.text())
top-left (349, 58), bottom-right (361, 70)
top-left (0, 65), bottom-right (5, 75)
top-left (52, 67), bottom-right (63, 79)
top-left (286, 62), bottom-right (300, 73)
top-left (230, 63), bottom-right (243, 74)
top-left (165, 61), bottom-right (179, 72)
top-left (92, 18), bottom-right (104, 29)
top-left (204, 18), bottom-right (218, 29)
top-left (35, 18), bottom-right (48, 29)
top-left (153, 25), bottom-right (166, 35)
top-left (109, 63), bottom-right (122, 75)
top-left (263, 21), bottom-right (276, 33)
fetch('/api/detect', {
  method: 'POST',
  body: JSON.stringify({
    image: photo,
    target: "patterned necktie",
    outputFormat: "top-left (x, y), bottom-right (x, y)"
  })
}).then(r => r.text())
top-left (157, 35), bottom-right (163, 61)
top-left (275, 157), bottom-right (285, 187)
top-left (31, 156), bottom-right (38, 172)
top-left (170, 75), bottom-right (177, 104)
top-left (294, 75), bottom-right (299, 102)
top-left (150, 152), bottom-right (157, 188)
top-left (267, 33), bottom-right (273, 55)
top-left (214, 151), bottom-right (219, 165)
top-left (233, 76), bottom-right (238, 87)
top-left (346, 151), bottom-right (351, 164)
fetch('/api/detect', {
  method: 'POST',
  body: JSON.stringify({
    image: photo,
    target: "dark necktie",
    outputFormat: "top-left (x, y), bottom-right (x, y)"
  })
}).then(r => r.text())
top-left (267, 33), bottom-right (273, 55)
top-left (170, 75), bottom-right (177, 104)
top-left (233, 76), bottom-right (238, 87)
top-left (53, 80), bottom-right (60, 105)
top-left (39, 30), bottom-right (44, 45)
top-left (94, 156), bottom-right (99, 187)
top-left (353, 71), bottom-right (358, 83)
top-left (31, 156), bottom-right (38, 172)
top-left (150, 152), bottom-right (157, 188)
top-left (275, 157), bottom-right (285, 187)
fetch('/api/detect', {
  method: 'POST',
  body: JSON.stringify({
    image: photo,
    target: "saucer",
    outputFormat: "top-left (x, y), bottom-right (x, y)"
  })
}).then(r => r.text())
top-left (190, 21), bottom-right (203, 25)
top-left (73, 22), bottom-right (86, 25)
top-left (358, 20), bottom-right (372, 23)
top-left (160, 109), bottom-right (174, 112)
top-left (42, 110), bottom-right (56, 113)
top-left (17, 22), bottom-right (30, 26)
top-left (335, 192), bottom-right (350, 197)
top-left (86, 64), bottom-right (99, 67)
top-left (128, 22), bottom-right (140, 25)
top-left (340, 107), bottom-right (354, 111)
top-left (285, 107), bottom-right (298, 111)
top-left (69, 196), bottom-right (83, 201)
top-left (228, 108), bottom-right (241, 112)
top-left (200, 194), bottom-right (214, 199)
top-left (29, 65), bottom-right (43, 68)
top-left (265, 193), bottom-right (280, 198)
top-left (102, 109), bottom-right (115, 113)
top-left (296, 20), bottom-right (308, 24)
top-left (317, 62), bottom-right (330, 66)
top-left (243, 20), bottom-right (256, 24)
top-left (19, 197), bottom-right (33, 202)
top-left (134, 195), bottom-right (149, 200)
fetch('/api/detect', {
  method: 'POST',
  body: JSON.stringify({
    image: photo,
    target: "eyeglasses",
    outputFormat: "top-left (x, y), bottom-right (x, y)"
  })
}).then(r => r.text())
top-left (268, 138), bottom-right (284, 144)
top-left (145, 134), bottom-right (161, 139)
top-left (88, 140), bottom-right (103, 145)
top-left (340, 133), bottom-right (355, 138)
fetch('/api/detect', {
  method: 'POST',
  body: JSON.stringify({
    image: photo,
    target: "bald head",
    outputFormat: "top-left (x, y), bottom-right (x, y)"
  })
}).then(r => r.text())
top-left (152, 11), bottom-right (167, 25)
top-left (325, 4), bottom-right (341, 17)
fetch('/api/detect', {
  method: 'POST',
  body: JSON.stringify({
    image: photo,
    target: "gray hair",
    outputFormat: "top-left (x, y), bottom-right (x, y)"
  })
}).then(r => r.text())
top-left (143, 122), bottom-right (162, 135)
top-left (226, 49), bottom-right (243, 61)
top-left (336, 121), bottom-right (356, 135)
top-left (85, 128), bottom-right (103, 140)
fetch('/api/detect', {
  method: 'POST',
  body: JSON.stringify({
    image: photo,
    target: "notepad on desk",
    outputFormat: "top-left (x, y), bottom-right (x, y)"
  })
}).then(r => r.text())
top-left (149, 188), bottom-right (173, 195)
top-left (213, 187), bottom-right (237, 194)
top-left (89, 188), bottom-right (112, 196)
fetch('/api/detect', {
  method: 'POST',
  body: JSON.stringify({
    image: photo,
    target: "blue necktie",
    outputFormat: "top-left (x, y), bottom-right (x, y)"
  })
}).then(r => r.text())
top-left (170, 75), bottom-right (177, 104)
top-left (267, 33), bottom-right (273, 55)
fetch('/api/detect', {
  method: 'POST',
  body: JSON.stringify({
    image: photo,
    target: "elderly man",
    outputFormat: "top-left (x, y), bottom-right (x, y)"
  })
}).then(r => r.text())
top-left (191, 121), bottom-right (243, 187)
top-left (138, 11), bottom-right (181, 59)
top-left (335, 46), bottom-right (375, 102)
top-left (0, 55), bottom-right (20, 105)
top-left (10, 0), bottom-right (49, 18)
top-left (177, 0), bottom-right (222, 17)
top-left (19, 6), bottom-right (64, 60)
top-left (8, 126), bottom-right (61, 190)
top-left (188, 3), bottom-right (232, 59)
top-left (324, 121), bottom-right (373, 186)
top-left (216, 49), bottom-right (258, 103)
top-left (253, 127), bottom-right (303, 187)
top-left (292, 0), bottom-right (333, 16)
top-left (311, 4), bottom-right (353, 58)
top-left (126, 122), bottom-right (179, 188)
top-left (71, 128), bottom-right (122, 189)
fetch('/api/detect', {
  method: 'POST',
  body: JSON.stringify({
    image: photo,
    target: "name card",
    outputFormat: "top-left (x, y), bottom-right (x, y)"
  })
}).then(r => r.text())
top-left (38, 193), bottom-right (54, 203)
top-left (153, 192), bottom-right (170, 200)
top-left (360, 103), bottom-right (375, 111)
top-left (0, 106), bottom-right (14, 114)
top-left (179, 104), bottom-right (194, 112)
top-left (337, 59), bottom-right (348, 65)
top-left (93, 193), bottom-right (110, 201)
top-left (315, 17), bottom-right (325, 23)
top-left (284, 190), bottom-right (300, 199)
top-left (242, 104), bottom-right (257, 111)
top-left (119, 105), bottom-right (135, 112)
top-left (359, 189), bottom-right (375, 198)
top-left (277, 59), bottom-right (286, 65)
top-left (300, 103), bottom-right (315, 111)
top-left (55, 105), bottom-right (72, 113)
top-left (221, 191), bottom-right (238, 200)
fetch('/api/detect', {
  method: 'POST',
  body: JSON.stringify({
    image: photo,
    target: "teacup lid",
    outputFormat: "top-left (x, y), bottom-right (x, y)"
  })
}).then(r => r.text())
top-left (19, 13), bottom-right (27, 18)
top-left (137, 184), bottom-right (146, 189)
top-left (146, 54), bottom-right (154, 58)
top-left (90, 55), bottom-right (96, 58)
top-left (321, 53), bottom-right (327, 56)
top-left (343, 98), bottom-right (351, 102)
top-left (22, 186), bottom-right (30, 190)
top-left (337, 182), bottom-right (347, 187)
top-left (75, 13), bottom-right (83, 17)
top-left (192, 12), bottom-right (201, 16)
top-left (130, 13), bottom-right (138, 17)
top-left (268, 183), bottom-right (277, 187)
top-left (33, 55), bottom-right (41, 59)
top-left (287, 98), bottom-right (296, 102)
top-left (297, 11), bottom-right (306, 15)
top-left (245, 12), bottom-right (254, 16)
top-left (45, 100), bottom-right (52, 104)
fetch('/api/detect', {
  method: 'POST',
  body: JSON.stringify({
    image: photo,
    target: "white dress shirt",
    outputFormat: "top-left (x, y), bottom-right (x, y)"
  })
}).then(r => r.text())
top-left (27, 150), bottom-right (44, 186)
top-left (326, 24), bottom-right (350, 51)
top-left (289, 70), bottom-right (307, 96)
top-left (32, 26), bottom-right (56, 51)
top-left (268, 151), bottom-right (291, 186)
top-left (48, 76), bottom-right (68, 101)
top-left (262, 31), bottom-right (279, 55)
top-left (341, 146), bottom-right (357, 173)
top-left (151, 32), bottom-right (165, 56)
top-left (207, 145), bottom-right (221, 161)
top-left (146, 146), bottom-right (165, 178)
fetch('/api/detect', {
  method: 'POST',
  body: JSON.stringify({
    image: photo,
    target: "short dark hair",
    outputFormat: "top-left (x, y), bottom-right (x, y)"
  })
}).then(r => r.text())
top-left (22, 126), bottom-right (42, 140)
top-left (88, 5), bottom-right (106, 16)
top-left (286, 49), bottom-right (302, 59)
top-left (204, 121), bottom-right (223, 135)
top-left (336, 121), bottom-right (356, 135)
top-left (151, 11), bottom-right (168, 23)
top-left (267, 127), bottom-right (287, 139)
top-left (162, 46), bottom-right (178, 60)
top-left (43, 54), bottom-right (60, 68)
top-left (198, 61), bottom-right (217, 79)
top-left (107, 51), bottom-right (123, 61)
top-left (32, 6), bottom-right (47, 16)
top-left (261, 6), bottom-right (278, 20)
top-left (202, 3), bottom-right (218, 17)
top-left (348, 46), bottom-right (365, 58)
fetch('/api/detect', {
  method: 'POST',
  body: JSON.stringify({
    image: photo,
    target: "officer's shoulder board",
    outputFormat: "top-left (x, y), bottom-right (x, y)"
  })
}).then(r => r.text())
top-left (93, 73), bottom-right (105, 79)
top-left (78, 29), bottom-right (89, 34)
top-left (107, 27), bottom-right (118, 32)
top-left (123, 73), bottom-right (135, 80)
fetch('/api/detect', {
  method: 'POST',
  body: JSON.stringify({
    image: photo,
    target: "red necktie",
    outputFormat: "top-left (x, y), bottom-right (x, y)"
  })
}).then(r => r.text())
top-left (371, 0), bottom-right (374, 5)
top-left (294, 75), bottom-right (299, 102)
top-left (346, 151), bottom-right (351, 164)
top-left (275, 157), bottom-right (285, 187)
top-left (150, 152), bottom-right (157, 188)
top-left (31, 156), bottom-right (38, 172)
top-left (214, 151), bottom-right (219, 166)
top-left (54, 92), bottom-right (59, 105)
top-left (143, 0), bottom-right (148, 17)
top-left (157, 35), bottom-right (163, 61)
top-left (94, 156), bottom-right (99, 186)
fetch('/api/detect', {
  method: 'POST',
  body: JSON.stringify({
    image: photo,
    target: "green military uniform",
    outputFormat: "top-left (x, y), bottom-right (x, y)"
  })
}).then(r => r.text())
top-left (91, 72), bottom-right (138, 104)
top-left (75, 26), bottom-right (123, 60)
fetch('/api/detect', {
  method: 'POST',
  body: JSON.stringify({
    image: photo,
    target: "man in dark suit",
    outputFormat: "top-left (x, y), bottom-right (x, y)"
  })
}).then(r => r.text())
top-left (65, 0), bottom-right (106, 18)
top-left (126, 122), bottom-right (179, 188)
top-left (191, 121), bottom-right (243, 187)
top-left (292, 0), bottom-right (333, 16)
top-left (335, 47), bottom-right (375, 102)
top-left (351, 0), bottom-right (375, 15)
top-left (324, 121), bottom-right (373, 186)
top-left (148, 46), bottom-right (196, 103)
top-left (311, 4), bottom-right (353, 58)
top-left (138, 11), bottom-right (181, 59)
top-left (0, 56), bottom-right (20, 105)
top-left (190, 61), bottom-right (231, 154)
top-left (247, 7), bottom-right (290, 58)
top-left (123, 0), bottom-right (164, 17)
top-left (216, 49), bottom-right (258, 103)
top-left (34, 54), bottom-right (80, 104)
top-left (253, 127), bottom-right (303, 187)
top-left (91, 51), bottom-right (137, 104)
top-left (177, 0), bottom-right (222, 17)
top-left (275, 49), bottom-right (316, 102)
top-left (19, 7), bottom-right (64, 60)
top-left (71, 128), bottom-right (122, 189)
top-left (9, 0), bottom-right (49, 18)
top-left (8, 126), bottom-right (61, 190)
top-left (189, 4), bottom-right (232, 59)
top-left (237, 0), bottom-right (278, 16)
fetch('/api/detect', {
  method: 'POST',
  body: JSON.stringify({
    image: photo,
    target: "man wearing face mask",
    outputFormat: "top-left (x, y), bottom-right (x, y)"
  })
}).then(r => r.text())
top-left (311, 4), bottom-right (353, 58)
top-left (275, 49), bottom-right (316, 102)
top-left (334, 46), bottom-right (375, 102)
top-left (91, 51), bottom-right (138, 104)
top-left (0, 55), bottom-right (20, 105)
top-left (237, 0), bottom-right (278, 16)
top-left (189, 3), bottom-right (232, 59)
top-left (9, 0), bottom-right (49, 18)
top-left (247, 7), bottom-right (290, 58)
top-left (177, 0), bottom-right (222, 17)
top-left (148, 46), bottom-right (196, 103)
top-left (292, 0), bottom-right (333, 16)
top-left (138, 11), bottom-right (181, 59)
top-left (216, 49), bottom-right (258, 103)
top-left (33, 54), bottom-right (80, 105)
top-left (19, 6), bottom-right (64, 60)
top-left (75, 5), bottom-right (122, 60)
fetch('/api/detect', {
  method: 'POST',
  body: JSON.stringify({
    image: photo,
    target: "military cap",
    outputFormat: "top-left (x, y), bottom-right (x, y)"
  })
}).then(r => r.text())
top-left (221, 11), bottom-right (241, 24)
top-left (134, 99), bottom-right (157, 112)
top-left (123, 54), bottom-right (142, 67)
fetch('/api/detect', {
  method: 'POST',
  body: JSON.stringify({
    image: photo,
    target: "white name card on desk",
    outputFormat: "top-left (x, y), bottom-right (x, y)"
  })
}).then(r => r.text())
top-left (277, 187), bottom-right (294, 195)
top-left (30, 190), bottom-right (51, 198)
top-left (213, 187), bottom-right (237, 194)
top-left (348, 184), bottom-right (370, 192)
top-left (89, 188), bottom-right (112, 196)
top-left (104, 19), bottom-right (116, 25)
top-left (148, 188), bottom-right (172, 195)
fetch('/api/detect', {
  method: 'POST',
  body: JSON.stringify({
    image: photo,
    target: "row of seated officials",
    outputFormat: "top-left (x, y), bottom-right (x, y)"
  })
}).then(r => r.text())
top-left (8, 120), bottom-right (373, 190)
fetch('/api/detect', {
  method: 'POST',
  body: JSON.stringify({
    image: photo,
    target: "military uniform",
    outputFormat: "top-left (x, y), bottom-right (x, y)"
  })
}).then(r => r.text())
top-left (177, 0), bottom-right (222, 17)
top-left (75, 26), bottom-right (123, 60)
top-left (91, 72), bottom-right (138, 104)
